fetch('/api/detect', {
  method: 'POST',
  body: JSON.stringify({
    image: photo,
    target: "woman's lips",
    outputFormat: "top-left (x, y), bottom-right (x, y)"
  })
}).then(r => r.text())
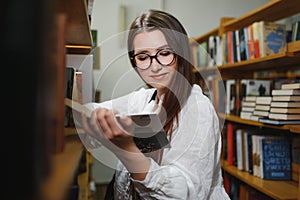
top-left (151, 73), bottom-right (168, 80)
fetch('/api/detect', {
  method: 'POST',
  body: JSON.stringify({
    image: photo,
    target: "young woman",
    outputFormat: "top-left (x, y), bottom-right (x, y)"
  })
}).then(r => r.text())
top-left (81, 9), bottom-right (230, 200)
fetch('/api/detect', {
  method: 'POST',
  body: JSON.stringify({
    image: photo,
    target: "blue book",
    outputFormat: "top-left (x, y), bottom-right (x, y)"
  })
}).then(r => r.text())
top-left (261, 137), bottom-right (291, 180)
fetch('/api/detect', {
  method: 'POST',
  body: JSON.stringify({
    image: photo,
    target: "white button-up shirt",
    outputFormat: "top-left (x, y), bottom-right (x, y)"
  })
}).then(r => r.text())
top-left (85, 84), bottom-right (230, 199)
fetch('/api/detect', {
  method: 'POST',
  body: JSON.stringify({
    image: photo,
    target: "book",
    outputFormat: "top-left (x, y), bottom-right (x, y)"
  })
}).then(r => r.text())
top-left (238, 27), bottom-right (247, 61)
top-left (240, 111), bottom-right (253, 120)
top-left (64, 98), bottom-right (170, 152)
top-left (281, 82), bottom-right (300, 90)
top-left (235, 129), bottom-right (244, 170)
top-left (245, 96), bottom-right (256, 102)
top-left (271, 89), bottom-right (300, 96)
top-left (255, 96), bottom-right (272, 105)
top-left (225, 80), bottom-right (236, 114)
top-left (257, 21), bottom-right (287, 57)
top-left (272, 95), bottom-right (300, 102)
top-left (291, 21), bottom-right (300, 41)
top-left (270, 107), bottom-right (300, 114)
top-left (270, 101), bottom-right (300, 108)
top-left (253, 110), bottom-right (269, 117)
top-left (261, 137), bottom-right (291, 180)
top-left (64, 67), bottom-right (76, 127)
top-left (268, 113), bottom-right (300, 120)
top-left (227, 123), bottom-right (236, 166)
top-left (241, 79), bottom-right (271, 97)
top-left (259, 118), bottom-right (300, 125)
top-left (255, 104), bottom-right (270, 111)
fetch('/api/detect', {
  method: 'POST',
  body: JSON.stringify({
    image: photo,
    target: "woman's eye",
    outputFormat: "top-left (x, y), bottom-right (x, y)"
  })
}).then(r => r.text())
top-left (136, 54), bottom-right (149, 61)
top-left (159, 50), bottom-right (172, 56)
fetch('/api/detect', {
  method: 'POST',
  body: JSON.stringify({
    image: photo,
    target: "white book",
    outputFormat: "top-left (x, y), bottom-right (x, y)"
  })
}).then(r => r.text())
top-left (269, 113), bottom-right (300, 120)
top-left (255, 104), bottom-right (270, 111)
top-left (272, 95), bottom-right (300, 102)
top-left (236, 129), bottom-right (244, 170)
top-left (240, 111), bottom-right (253, 120)
top-left (255, 96), bottom-right (272, 105)
top-left (235, 30), bottom-right (241, 62)
top-left (272, 89), bottom-right (300, 96)
top-left (242, 106), bottom-right (255, 112)
top-left (270, 101), bottom-right (300, 108)
top-left (242, 101), bottom-right (256, 107)
top-left (281, 83), bottom-right (300, 90)
top-left (253, 110), bottom-right (269, 117)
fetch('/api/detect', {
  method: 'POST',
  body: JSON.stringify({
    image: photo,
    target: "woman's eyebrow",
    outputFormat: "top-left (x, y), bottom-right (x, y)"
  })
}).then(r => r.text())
top-left (135, 45), bottom-right (170, 54)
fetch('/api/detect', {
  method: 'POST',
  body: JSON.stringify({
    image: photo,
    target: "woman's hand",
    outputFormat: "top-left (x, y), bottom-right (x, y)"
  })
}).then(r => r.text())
top-left (81, 108), bottom-right (137, 152)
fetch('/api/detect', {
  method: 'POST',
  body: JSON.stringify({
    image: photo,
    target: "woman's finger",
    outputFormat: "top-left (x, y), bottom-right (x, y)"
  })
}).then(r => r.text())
top-left (96, 108), bottom-right (113, 138)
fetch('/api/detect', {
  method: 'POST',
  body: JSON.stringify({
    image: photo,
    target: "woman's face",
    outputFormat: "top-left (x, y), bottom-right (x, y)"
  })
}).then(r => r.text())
top-left (132, 30), bottom-right (178, 92)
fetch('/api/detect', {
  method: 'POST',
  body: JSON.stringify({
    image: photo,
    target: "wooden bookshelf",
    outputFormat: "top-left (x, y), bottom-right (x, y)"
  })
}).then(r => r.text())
top-left (41, 137), bottom-right (83, 200)
top-left (56, 0), bottom-right (92, 54)
top-left (218, 113), bottom-right (300, 134)
top-left (222, 160), bottom-right (299, 200)
top-left (40, 0), bottom-right (93, 199)
top-left (191, 0), bottom-right (300, 199)
top-left (221, 0), bottom-right (300, 34)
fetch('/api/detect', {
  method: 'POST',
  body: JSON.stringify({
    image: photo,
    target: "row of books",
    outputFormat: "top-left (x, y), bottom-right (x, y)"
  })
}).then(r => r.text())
top-left (240, 82), bottom-right (300, 125)
top-left (222, 123), bottom-right (300, 181)
top-left (192, 20), bottom-right (300, 68)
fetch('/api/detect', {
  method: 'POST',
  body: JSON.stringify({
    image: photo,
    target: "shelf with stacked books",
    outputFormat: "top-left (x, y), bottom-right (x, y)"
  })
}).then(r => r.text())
top-left (221, 160), bottom-right (299, 200)
top-left (218, 113), bottom-right (300, 134)
top-left (191, 1), bottom-right (300, 199)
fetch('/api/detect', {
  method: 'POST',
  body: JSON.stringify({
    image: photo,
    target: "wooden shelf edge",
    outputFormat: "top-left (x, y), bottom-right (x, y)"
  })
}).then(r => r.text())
top-left (288, 41), bottom-right (300, 53)
top-left (218, 113), bottom-right (297, 132)
top-left (222, 0), bottom-right (300, 32)
top-left (41, 138), bottom-right (83, 200)
top-left (192, 52), bottom-right (300, 79)
top-left (191, 27), bottom-right (219, 44)
top-left (222, 160), bottom-right (299, 200)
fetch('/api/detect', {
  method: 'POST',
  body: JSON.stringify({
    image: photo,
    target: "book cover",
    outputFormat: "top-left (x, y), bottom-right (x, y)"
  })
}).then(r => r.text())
top-left (238, 28), bottom-right (247, 61)
top-left (241, 79), bottom-right (271, 98)
top-left (225, 80), bottom-right (236, 114)
top-left (261, 137), bottom-right (291, 180)
top-left (234, 30), bottom-right (241, 62)
top-left (208, 35), bottom-right (217, 66)
top-left (252, 21), bottom-right (260, 58)
top-left (247, 24), bottom-right (256, 60)
top-left (257, 21), bottom-right (287, 57)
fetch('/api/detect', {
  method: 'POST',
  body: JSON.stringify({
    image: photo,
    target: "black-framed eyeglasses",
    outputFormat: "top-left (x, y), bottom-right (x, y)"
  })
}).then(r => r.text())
top-left (131, 48), bottom-right (176, 70)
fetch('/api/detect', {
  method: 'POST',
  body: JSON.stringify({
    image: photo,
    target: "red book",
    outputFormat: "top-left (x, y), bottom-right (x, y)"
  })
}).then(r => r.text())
top-left (227, 123), bottom-right (235, 166)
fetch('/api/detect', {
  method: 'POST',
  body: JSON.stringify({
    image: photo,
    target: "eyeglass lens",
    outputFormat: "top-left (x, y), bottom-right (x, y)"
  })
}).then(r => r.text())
top-left (134, 49), bottom-right (175, 69)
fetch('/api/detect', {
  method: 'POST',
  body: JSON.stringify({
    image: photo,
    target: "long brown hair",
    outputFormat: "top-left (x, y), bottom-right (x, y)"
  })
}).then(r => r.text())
top-left (127, 9), bottom-right (196, 138)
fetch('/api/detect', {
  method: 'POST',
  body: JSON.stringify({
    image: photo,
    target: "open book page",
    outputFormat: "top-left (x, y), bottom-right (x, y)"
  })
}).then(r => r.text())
top-left (64, 98), bottom-right (170, 152)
